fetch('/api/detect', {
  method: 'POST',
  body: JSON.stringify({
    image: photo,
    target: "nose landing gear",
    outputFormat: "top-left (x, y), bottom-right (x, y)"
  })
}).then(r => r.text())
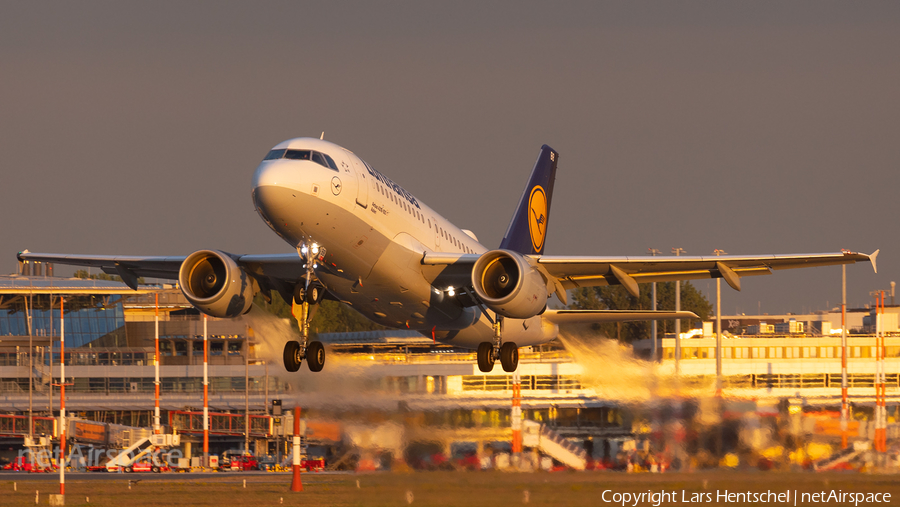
top-left (283, 243), bottom-right (327, 373)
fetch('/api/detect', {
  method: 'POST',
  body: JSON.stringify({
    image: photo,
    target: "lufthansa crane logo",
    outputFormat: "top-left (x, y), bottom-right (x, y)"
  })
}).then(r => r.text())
top-left (331, 176), bottom-right (342, 195)
top-left (528, 185), bottom-right (547, 253)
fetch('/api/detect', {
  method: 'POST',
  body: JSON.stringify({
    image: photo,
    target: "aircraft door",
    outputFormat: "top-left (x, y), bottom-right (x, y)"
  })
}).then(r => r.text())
top-left (354, 160), bottom-right (369, 209)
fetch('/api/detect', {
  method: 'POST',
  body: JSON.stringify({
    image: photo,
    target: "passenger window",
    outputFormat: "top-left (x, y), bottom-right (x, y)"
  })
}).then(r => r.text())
top-left (264, 149), bottom-right (286, 160)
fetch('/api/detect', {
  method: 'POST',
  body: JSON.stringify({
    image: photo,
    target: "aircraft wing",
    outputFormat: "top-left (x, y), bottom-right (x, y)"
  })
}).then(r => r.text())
top-left (423, 249), bottom-right (878, 303)
top-left (537, 250), bottom-right (877, 296)
top-left (16, 251), bottom-right (306, 300)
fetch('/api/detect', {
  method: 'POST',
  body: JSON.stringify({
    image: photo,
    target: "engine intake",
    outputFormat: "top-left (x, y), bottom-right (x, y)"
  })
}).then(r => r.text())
top-left (472, 250), bottom-right (549, 319)
top-left (179, 250), bottom-right (255, 318)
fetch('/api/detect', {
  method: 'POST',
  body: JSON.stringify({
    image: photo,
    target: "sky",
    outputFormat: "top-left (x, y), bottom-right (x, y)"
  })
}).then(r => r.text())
top-left (2, 1), bottom-right (898, 315)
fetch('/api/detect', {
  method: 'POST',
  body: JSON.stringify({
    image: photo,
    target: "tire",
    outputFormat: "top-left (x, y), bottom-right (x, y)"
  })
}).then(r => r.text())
top-left (283, 341), bottom-right (302, 372)
top-left (293, 285), bottom-right (306, 305)
top-left (306, 283), bottom-right (325, 305)
top-left (124, 466), bottom-right (133, 473)
top-left (151, 466), bottom-right (161, 473)
top-left (500, 342), bottom-right (519, 372)
top-left (477, 342), bottom-right (495, 373)
top-left (306, 341), bottom-right (325, 372)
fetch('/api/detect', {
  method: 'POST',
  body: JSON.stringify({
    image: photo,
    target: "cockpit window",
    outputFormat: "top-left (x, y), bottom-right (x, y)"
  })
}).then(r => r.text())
top-left (323, 154), bottom-right (338, 170)
top-left (263, 148), bottom-right (338, 171)
top-left (284, 150), bottom-right (311, 160)
top-left (311, 152), bottom-right (328, 167)
top-left (264, 149), bottom-right (286, 160)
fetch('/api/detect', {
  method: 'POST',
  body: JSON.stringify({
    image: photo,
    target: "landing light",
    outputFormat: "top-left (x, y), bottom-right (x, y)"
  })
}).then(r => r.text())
top-left (300, 246), bottom-right (308, 254)
top-left (312, 243), bottom-right (319, 255)
top-left (447, 287), bottom-right (455, 297)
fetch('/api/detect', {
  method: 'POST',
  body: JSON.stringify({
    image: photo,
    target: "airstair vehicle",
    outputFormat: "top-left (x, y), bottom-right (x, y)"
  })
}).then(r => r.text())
top-left (813, 441), bottom-right (869, 471)
top-left (522, 421), bottom-right (587, 470)
top-left (105, 433), bottom-right (180, 472)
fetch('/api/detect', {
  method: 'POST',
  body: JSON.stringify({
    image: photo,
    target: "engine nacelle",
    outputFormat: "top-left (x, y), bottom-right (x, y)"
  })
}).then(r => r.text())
top-left (178, 250), bottom-right (255, 318)
top-left (471, 249), bottom-right (549, 319)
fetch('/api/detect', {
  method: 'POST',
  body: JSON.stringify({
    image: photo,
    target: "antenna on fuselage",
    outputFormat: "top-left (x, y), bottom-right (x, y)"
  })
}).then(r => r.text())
top-left (320, 132), bottom-right (325, 140)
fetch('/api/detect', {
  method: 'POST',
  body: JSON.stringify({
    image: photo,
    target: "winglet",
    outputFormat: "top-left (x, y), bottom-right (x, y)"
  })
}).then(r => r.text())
top-left (869, 249), bottom-right (879, 274)
top-left (499, 145), bottom-right (559, 255)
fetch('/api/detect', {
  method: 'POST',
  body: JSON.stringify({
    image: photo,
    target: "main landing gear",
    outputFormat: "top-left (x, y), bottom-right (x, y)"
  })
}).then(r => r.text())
top-left (476, 316), bottom-right (519, 373)
top-left (283, 244), bottom-right (327, 373)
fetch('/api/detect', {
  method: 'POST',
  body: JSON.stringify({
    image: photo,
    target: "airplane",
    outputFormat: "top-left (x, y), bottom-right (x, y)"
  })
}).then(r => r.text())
top-left (19, 137), bottom-right (878, 373)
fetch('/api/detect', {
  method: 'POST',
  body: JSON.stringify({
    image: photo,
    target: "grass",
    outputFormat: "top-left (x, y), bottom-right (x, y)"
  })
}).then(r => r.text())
top-left (2, 471), bottom-right (900, 506)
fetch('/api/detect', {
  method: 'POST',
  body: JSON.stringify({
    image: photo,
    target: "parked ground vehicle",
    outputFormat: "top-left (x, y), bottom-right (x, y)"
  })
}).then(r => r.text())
top-left (104, 459), bottom-right (168, 473)
top-left (220, 450), bottom-right (258, 471)
top-left (2, 456), bottom-right (56, 473)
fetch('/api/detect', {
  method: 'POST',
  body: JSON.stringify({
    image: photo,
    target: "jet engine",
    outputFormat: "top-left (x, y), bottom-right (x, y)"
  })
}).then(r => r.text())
top-left (178, 250), bottom-right (255, 318)
top-left (471, 250), bottom-right (549, 319)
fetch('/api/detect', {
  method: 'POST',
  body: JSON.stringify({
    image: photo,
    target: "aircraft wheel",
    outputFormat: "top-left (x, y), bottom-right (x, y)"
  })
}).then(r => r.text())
top-left (306, 341), bottom-right (325, 372)
top-left (293, 285), bottom-right (306, 305)
top-left (283, 341), bottom-right (303, 372)
top-left (306, 283), bottom-right (325, 305)
top-left (477, 342), bottom-right (495, 373)
top-left (500, 342), bottom-right (519, 372)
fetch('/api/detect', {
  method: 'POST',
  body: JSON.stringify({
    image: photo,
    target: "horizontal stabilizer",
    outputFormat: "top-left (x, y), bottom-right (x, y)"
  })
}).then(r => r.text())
top-left (543, 309), bottom-right (699, 324)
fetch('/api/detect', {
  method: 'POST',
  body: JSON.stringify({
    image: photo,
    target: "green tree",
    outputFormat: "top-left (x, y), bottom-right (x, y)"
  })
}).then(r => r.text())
top-left (253, 291), bottom-right (384, 336)
top-left (569, 281), bottom-right (711, 342)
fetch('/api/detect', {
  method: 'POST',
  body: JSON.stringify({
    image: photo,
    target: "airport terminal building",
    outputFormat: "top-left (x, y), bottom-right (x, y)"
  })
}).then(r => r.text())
top-left (2, 268), bottom-right (897, 470)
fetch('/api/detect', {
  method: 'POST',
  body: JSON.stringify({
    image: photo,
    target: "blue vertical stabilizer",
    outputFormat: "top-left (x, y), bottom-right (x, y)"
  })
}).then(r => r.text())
top-left (499, 145), bottom-right (558, 255)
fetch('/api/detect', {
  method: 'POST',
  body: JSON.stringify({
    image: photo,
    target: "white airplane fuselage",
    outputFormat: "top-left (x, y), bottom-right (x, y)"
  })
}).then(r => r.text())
top-left (251, 137), bottom-right (557, 349)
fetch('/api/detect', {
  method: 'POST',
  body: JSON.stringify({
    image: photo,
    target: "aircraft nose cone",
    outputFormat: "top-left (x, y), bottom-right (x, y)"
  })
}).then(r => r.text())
top-left (252, 160), bottom-right (289, 189)
top-left (251, 161), bottom-right (298, 224)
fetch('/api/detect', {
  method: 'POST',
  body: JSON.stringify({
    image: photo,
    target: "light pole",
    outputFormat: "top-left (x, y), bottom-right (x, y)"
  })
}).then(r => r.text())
top-left (154, 294), bottom-right (160, 434)
top-left (203, 315), bottom-right (209, 467)
top-left (672, 248), bottom-right (686, 374)
top-left (649, 248), bottom-right (661, 362)
top-left (26, 294), bottom-right (33, 442)
top-left (713, 249), bottom-right (727, 393)
top-left (841, 264), bottom-right (848, 449)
